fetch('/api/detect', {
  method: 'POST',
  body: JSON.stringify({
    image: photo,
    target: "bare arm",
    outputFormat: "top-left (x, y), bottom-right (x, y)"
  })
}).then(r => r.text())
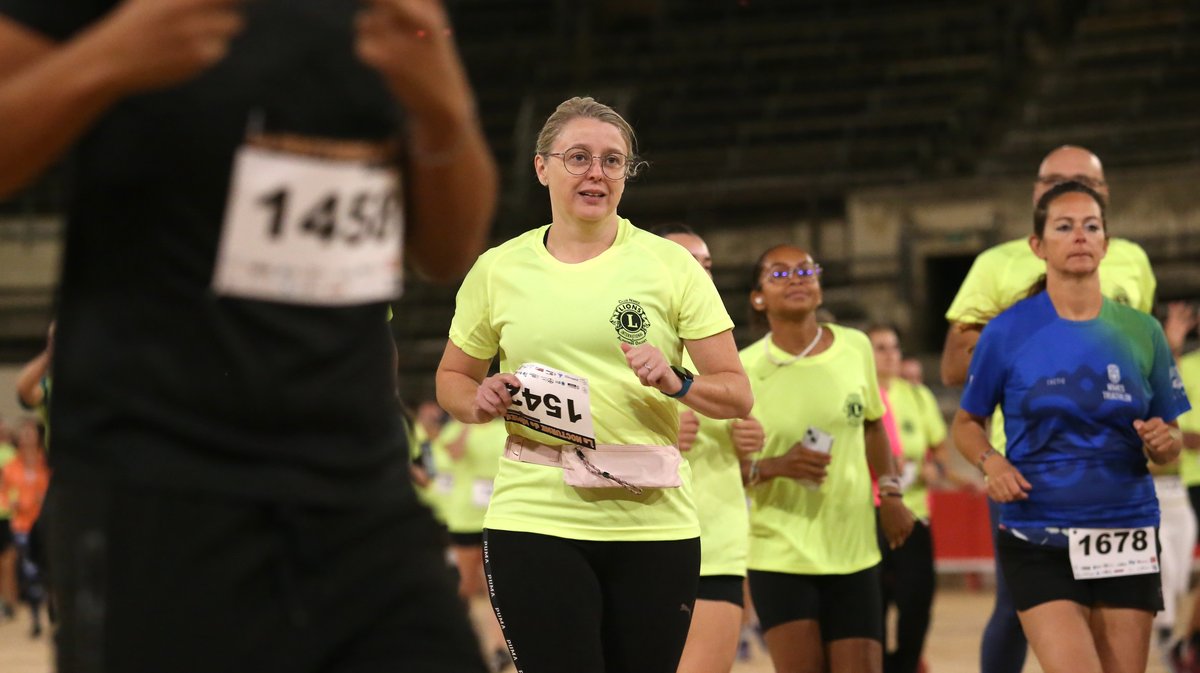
top-left (0, 0), bottom-right (246, 198)
top-left (15, 349), bottom-right (50, 408)
top-left (355, 0), bottom-right (496, 282)
top-left (864, 417), bottom-right (898, 480)
top-left (0, 18), bottom-right (116, 196)
top-left (677, 330), bottom-right (753, 419)
top-left (1164, 302), bottom-right (1196, 361)
top-left (402, 112), bottom-right (496, 282)
top-left (929, 440), bottom-right (981, 491)
top-left (866, 418), bottom-right (913, 549)
top-left (434, 341), bottom-right (513, 425)
top-left (952, 408), bottom-right (1031, 502)
top-left (619, 330), bottom-right (751, 420)
top-left (939, 322), bottom-right (982, 387)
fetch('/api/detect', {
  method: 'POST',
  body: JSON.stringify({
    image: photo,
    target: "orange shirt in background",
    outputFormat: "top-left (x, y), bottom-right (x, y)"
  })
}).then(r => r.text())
top-left (2, 455), bottom-right (50, 534)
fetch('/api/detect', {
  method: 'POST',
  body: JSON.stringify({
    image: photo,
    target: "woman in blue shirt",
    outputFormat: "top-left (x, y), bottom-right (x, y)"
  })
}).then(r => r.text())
top-left (952, 181), bottom-right (1190, 673)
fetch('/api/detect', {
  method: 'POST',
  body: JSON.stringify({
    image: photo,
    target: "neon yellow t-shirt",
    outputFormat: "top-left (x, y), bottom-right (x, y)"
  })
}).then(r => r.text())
top-left (449, 218), bottom-right (734, 542)
top-left (681, 354), bottom-right (749, 577)
top-left (410, 420), bottom-right (459, 524)
top-left (884, 379), bottom-right (946, 521)
top-left (945, 237), bottom-right (1156, 451)
top-left (1176, 351), bottom-right (1200, 487)
top-left (745, 324), bottom-right (886, 575)
top-left (441, 417), bottom-right (508, 535)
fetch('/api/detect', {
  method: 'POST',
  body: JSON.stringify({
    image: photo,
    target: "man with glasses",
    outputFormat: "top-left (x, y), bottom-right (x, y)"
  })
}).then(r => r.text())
top-left (940, 145), bottom-right (1157, 673)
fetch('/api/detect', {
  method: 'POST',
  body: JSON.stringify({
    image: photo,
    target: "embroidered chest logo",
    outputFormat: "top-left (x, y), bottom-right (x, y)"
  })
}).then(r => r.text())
top-left (844, 392), bottom-right (865, 426)
top-left (611, 299), bottom-right (650, 345)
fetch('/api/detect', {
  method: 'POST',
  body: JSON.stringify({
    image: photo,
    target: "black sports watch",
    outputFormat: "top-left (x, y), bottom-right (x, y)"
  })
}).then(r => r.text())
top-left (665, 365), bottom-right (694, 399)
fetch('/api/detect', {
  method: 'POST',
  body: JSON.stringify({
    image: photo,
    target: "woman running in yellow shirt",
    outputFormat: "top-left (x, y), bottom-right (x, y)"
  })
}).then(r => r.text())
top-left (741, 244), bottom-right (913, 673)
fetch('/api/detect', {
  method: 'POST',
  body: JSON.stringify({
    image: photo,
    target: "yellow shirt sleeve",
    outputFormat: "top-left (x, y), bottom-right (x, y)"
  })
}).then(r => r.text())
top-left (918, 384), bottom-right (948, 445)
top-left (448, 244), bottom-right (506, 360)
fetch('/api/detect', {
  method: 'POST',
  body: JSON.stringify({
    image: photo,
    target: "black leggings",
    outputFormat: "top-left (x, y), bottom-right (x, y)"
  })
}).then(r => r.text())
top-left (878, 517), bottom-right (935, 673)
top-left (483, 529), bottom-right (700, 673)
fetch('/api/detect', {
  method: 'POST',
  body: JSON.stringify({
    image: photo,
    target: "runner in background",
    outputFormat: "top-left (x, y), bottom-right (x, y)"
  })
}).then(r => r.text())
top-left (741, 244), bottom-right (912, 673)
top-left (0, 417), bottom-right (15, 620)
top-left (900, 359), bottom-right (925, 388)
top-left (440, 417), bottom-right (511, 672)
top-left (655, 224), bottom-right (760, 673)
top-left (1163, 301), bottom-right (1200, 671)
top-left (0, 418), bottom-right (49, 638)
top-left (436, 96), bottom-right (752, 673)
top-left (409, 399), bottom-right (453, 525)
top-left (868, 324), bottom-right (978, 673)
top-left (940, 146), bottom-right (1156, 673)
top-left (952, 181), bottom-right (1189, 673)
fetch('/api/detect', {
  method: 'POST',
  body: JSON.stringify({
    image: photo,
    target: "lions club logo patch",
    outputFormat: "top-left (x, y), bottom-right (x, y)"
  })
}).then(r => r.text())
top-left (611, 299), bottom-right (650, 345)
top-left (844, 392), bottom-right (865, 426)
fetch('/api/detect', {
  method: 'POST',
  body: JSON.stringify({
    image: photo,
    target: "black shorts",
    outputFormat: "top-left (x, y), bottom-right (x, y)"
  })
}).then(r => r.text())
top-left (996, 530), bottom-right (1163, 613)
top-left (484, 529), bottom-right (699, 673)
top-left (748, 565), bottom-right (883, 642)
top-left (50, 475), bottom-right (486, 673)
top-left (1189, 486), bottom-right (1200, 542)
top-left (449, 531), bottom-right (483, 547)
top-left (0, 517), bottom-right (12, 552)
top-left (696, 574), bottom-right (744, 608)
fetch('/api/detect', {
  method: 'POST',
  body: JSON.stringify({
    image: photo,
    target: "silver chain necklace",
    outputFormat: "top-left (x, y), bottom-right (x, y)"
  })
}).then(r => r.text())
top-left (763, 326), bottom-right (824, 366)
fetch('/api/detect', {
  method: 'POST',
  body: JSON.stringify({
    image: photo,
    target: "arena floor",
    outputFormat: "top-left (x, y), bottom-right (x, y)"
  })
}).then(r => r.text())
top-left (0, 587), bottom-right (1171, 673)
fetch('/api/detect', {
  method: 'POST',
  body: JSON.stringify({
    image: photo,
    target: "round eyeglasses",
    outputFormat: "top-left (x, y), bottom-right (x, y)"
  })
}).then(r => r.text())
top-left (764, 264), bottom-right (823, 284)
top-left (545, 147), bottom-right (631, 180)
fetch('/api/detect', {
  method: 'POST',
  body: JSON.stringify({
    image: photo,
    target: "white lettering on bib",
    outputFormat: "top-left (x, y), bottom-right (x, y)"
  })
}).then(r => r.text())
top-left (1068, 527), bottom-right (1158, 580)
top-left (213, 145), bottom-right (404, 306)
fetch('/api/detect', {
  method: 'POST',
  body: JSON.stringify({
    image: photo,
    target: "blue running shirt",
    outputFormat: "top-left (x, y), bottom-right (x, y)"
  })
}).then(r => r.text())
top-left (961, 292), bottom-right (1190, 531)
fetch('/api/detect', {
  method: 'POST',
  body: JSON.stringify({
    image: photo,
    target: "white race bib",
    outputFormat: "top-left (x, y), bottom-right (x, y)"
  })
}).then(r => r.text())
top-left (434, 473), bottom-right (455, 495)
top-left (1068, 527), bottom-right (1158, 580)
top-left (504, 363), bottom-right (596, 449)
top-left (213, 145), bottom-right (403, 306)
top-left (471, 479), bottom-right (494, 508)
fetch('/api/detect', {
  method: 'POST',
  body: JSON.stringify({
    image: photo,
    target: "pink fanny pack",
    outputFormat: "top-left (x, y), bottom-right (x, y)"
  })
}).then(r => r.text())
top-left (504, 435), bottom-right (682, 494)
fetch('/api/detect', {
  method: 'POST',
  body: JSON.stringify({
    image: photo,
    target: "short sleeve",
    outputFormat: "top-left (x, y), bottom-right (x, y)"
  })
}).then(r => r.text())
top-left (944, 252), bottom-right (1004, 325)
top-left (960, 320), bottom-right (1008, 418)
top-left (1146, 322), bottom-right (1191, 422)
top-left (1132, 246), bottom-right (1157, 314)
top-left (919, 384), bottom-right (948, 445)
top-left (1179, 355), bottom-right (1200, 434)
top-left (861, 334), bottom-right (885, 422)
top-left (676, 254), bottom-right (734, 341)
top-left (447, 253), bottom-right (500, 361)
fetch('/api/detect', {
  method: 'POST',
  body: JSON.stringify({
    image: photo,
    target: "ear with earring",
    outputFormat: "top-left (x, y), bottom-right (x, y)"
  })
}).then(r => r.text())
top-left (753, 296), bottom-right (764, 307)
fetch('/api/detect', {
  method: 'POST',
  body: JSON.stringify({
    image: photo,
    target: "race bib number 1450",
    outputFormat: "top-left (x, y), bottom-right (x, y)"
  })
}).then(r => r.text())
top-left (213, 145), bottom-right (404, 306)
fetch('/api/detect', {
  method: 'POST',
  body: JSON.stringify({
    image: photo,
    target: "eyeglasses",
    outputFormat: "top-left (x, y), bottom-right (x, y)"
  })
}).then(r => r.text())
top-left (764, 264), bottom-right (823, 284)
top-left (545, 147), bottom-right (631, 180)
top-left (1036, 174), bottom-right (1106, 190)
